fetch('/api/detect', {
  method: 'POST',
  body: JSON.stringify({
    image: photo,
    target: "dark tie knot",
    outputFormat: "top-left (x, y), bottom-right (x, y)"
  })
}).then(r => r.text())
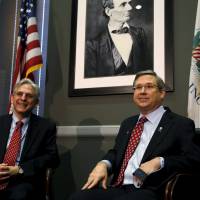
top-left (138, 116), bottom-right (148, 124)
top-left (16, 121), bottom-right (23, 128)
top-left (112, 27), bottom-right (129, 34)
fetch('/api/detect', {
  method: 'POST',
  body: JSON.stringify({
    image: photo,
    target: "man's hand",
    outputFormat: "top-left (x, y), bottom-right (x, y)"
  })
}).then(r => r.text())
top-left (0, 163), bottom-right (10, 182)
top-left (0, 163), bottom-right (20, 182)
top-left (82, 162), bottom-right (108, 190)
top-left (7, 165), bottom-right (20, 176)
top-left (139, 157), bottom-right (161, 175)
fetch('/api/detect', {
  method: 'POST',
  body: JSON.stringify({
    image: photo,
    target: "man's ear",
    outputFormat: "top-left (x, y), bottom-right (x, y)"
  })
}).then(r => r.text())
top-left (105, 7), bottom-right (112, 16)
top-left (160, 90), bottom-right (166, 100)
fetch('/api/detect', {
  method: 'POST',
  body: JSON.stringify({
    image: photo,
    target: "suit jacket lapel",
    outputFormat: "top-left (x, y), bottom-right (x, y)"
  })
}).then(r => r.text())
top-left (99, 30), bottom-right (116, 74)
top-left (20, 114), bottom-right (38, 160)
top-left (0, 115), bottom-right (12, 162)
top-left (121, 116), bottom-right (139, 156)
top-left (141, 110), bottom-right (173, 162)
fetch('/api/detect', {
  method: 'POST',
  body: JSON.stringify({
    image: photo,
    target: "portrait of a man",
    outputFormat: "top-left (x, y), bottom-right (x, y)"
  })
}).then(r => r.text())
top-left (84, 0), bottom-right (153, 78)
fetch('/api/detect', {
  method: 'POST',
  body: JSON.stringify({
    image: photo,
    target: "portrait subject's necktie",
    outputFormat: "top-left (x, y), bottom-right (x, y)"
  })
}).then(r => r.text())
top-left (113, 116), bottom-right (148, 187)
top-left (0, 121), bottom-right (23, 190)
top-left (112, 27), bottom-right (129, 34)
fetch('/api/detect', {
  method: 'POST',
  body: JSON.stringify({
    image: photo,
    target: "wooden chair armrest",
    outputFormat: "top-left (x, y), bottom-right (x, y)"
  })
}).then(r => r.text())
top-left (164, 173), bottom-right (199, 200)
top-left (46, 168), bottom-right (54, 200)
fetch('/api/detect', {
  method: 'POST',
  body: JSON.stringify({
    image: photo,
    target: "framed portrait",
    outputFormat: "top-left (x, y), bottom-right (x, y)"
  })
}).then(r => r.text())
top-left (69, 0), bottom-right (173, 96)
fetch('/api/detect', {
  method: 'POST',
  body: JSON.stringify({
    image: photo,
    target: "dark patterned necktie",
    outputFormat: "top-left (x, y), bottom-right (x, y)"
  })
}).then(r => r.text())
top-left (113, 116), bottom-right (148, 186)
top-left (0, 121), bottom-right (23, 190)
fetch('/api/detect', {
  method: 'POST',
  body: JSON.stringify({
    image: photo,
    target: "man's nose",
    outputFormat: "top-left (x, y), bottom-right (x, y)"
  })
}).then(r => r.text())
top-left (21, 93), bottom-right (27, 100)
top-left (126, 3), bottom-right (132, 10)
top-left (141, 86), bottom-right (147, 93)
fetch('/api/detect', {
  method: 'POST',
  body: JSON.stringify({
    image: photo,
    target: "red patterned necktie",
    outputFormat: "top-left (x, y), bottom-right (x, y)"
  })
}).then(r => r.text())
top-left (0, 121), bottom-right (23, 190)
top-left (113, 116), bottom-right (148, 187)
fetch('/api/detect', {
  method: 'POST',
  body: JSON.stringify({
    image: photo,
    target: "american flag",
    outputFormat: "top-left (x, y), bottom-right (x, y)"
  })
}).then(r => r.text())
top-left (11, 0), bottom-right (43, 90)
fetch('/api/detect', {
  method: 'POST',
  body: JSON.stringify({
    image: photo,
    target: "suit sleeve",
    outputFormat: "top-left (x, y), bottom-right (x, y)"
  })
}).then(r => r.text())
top-left (164, 119), bottom-right (196, 172)
top-left (143, 117), bottom-right (196, 188)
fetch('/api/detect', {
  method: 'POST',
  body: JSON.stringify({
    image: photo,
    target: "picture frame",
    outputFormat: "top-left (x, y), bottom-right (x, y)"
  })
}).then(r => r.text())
top-left (69, 0), bottom-right (173, 97)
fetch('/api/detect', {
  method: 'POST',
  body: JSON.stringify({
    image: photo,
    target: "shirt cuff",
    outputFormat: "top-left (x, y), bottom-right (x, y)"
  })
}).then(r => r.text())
top-left (100, 160), bottom-right (112, 169)
top-left (160, 157), bottom-right (165, 169)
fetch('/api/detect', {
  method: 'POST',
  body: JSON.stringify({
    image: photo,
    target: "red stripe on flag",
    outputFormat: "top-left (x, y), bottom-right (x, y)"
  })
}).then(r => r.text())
top-left (22, 55), bottom-right (43, 75)
top-left (27, 24), bottom-right (38, 34)
top-left (27, 40), bottom-right (41, 51)
top-left (26, 55), bottom-right (43, 68)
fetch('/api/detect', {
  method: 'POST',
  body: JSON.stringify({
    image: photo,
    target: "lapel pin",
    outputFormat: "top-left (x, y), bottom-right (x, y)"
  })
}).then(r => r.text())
top-left (158, 127), bottom-right (163, 132)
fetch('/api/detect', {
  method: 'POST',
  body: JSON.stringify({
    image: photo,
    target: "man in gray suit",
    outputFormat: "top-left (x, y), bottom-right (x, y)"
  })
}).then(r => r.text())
top-left (85, 0), bottom-right (152, 78)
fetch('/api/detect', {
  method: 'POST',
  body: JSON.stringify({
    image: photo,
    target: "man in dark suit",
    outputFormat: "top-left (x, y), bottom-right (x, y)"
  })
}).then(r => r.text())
top-left (69, 70), bottom-right (196, 200)
top-left (85, 0), bottom-right (152, 78)
top-left (0, 78), bottom-right (59, 200)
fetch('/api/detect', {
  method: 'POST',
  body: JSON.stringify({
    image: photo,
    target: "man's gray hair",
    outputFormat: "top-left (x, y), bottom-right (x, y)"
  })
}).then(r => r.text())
top-left (133, 70), bottom-right (166, 91)
top-left (13, 78), bottom-right (40, 100)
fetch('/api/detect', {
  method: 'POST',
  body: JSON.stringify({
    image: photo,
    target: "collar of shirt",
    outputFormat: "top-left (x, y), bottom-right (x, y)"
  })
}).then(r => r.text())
top-left (108, 23), bottom-right (130, 34)
top-left (12, 113), bottom-right (30, 127)
top-left (139, 106), bottom-right (166, 125)
top-left (12, 113), bottom-right (30, 139)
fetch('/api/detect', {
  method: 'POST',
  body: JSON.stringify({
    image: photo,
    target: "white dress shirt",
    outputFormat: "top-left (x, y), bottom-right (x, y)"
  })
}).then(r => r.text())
top-left (108, 23), bottom-right (133, 65)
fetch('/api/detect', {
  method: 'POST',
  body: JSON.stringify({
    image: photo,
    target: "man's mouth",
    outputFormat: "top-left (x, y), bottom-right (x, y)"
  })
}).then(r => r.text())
top-left (17, 102), bottom-right (27, 108)
top-left (138, 98), bottom-right (149, 102)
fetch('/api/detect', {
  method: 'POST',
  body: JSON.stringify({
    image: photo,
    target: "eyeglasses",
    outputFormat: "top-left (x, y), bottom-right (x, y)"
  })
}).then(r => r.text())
top-left (133, 84), bottom-right (158, 92)
top-left (14, 91), bottom-right (35, 99)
